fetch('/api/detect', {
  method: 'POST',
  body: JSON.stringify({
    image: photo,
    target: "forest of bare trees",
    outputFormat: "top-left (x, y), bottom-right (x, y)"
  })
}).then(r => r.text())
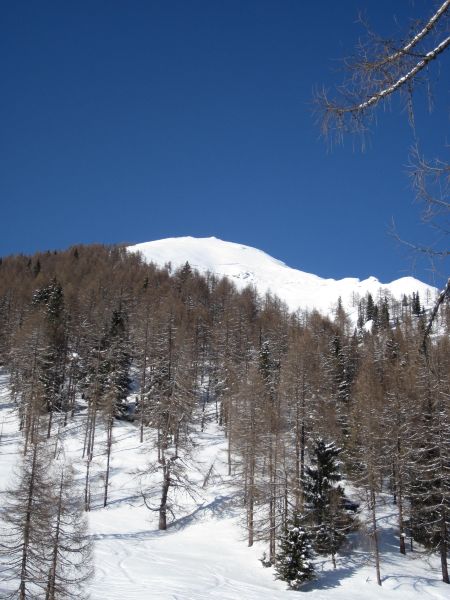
top-left (0, 243), bottom-right (448, 594)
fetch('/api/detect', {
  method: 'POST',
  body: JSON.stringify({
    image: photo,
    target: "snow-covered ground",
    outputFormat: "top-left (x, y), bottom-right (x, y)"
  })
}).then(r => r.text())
top-left (128, 237), bottom-right (437, 318)
top-left (0, 369), bottom-right (448, 599)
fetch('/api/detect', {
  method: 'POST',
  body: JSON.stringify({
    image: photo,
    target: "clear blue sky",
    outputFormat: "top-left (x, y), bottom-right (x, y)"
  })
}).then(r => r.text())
top-left (1, 1), bottom-right (448, 285)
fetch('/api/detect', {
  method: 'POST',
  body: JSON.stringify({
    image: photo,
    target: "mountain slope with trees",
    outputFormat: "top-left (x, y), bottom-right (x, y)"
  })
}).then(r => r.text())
top-left (128, 237), bottom-right (437, 317)
top-left (0, 241), bottom-right (448, 596)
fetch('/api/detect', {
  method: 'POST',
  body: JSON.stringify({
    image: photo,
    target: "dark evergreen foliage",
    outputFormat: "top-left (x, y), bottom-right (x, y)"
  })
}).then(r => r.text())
top-left (274, 519), bottom-right (315, 589)
top-left (303, 439), bottom-right (351, 557)
top-left (412, 292), bottom-right (422, 316)
top-left (366, 293), bottom-right (375, 322)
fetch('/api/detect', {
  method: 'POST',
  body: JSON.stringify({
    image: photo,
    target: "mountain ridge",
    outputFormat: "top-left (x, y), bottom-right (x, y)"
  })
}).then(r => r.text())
top-left (128, 236), bottom-right (437, 317)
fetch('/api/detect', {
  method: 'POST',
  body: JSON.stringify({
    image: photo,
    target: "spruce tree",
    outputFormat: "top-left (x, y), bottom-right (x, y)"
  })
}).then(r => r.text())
top-left (303, 438), bottom-right (350, 562)
top-left (380, 297), bottom-right (390, 329)
top-left (366, 293), bottom-right (375, 322)
top-left (412, 292), bottom-right (422, 316)
top-left (274, 519), bottom-right (315, 589)
top-left (101, 308), bottom-right (131, 419)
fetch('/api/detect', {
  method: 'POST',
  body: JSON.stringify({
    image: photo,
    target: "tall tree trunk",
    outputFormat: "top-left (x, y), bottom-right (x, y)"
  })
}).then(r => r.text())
top-left (370, 487), bottom-right (382, 586)
top-left (19, 444), bottom-right (38, 600)
top-left (103, 414), bottom-right (114, 507)
top-left (139, 306), bottom-right (150, 444)
top-left (397, 473), bottom-right (406, 555)
top-left (440, 511), bottom-right (449, 584)
top-left (159, 454), bottom-right (170, 531)
top-left (46, 472), bottom-right (64, 600)
top-left (84, 404), bottom-right (97, 511)
top-left (247, 448), bottom-right (255, 547)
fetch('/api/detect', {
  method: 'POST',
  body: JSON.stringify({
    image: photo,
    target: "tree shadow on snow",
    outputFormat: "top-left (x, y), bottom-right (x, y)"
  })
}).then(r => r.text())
top-left (300, 552), bottom-right (369, 591)
top-left (169, 493), bottom-right (239, 531)
top-left (90, 494), bottom-right (240, 542)
top-left (383, 572), bottom-right (442, 593)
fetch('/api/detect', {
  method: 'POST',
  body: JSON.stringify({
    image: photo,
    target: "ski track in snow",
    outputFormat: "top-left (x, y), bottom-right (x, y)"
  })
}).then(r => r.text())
top-left (0, 369), bottom-right (448, 600)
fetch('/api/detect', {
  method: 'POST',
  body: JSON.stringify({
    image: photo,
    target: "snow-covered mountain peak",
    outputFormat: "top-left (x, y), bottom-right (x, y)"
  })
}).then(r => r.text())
top-left (130, 236), bottom-right (291, 272)
top-left (128, 237), bottom-right (437, 317)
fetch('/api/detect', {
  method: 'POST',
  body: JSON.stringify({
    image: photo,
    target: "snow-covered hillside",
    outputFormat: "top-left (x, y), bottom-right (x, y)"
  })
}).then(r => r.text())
top-left (128, 237), bottom-right (436, 317)
top-left (1, 371), bottom-right (448, 600)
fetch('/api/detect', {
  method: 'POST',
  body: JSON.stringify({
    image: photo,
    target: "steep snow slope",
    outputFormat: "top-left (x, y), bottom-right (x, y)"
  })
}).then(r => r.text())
top-left (0, 371), bottom-right (448, 600)
top-left (128, 237), bottom-right (436, 316)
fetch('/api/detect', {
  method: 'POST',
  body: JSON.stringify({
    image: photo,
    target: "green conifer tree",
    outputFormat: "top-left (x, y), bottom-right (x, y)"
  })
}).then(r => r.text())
top-left (303, 438), bottom-right (351, 562)
top-left (274, 519), bottom-right (315, 589)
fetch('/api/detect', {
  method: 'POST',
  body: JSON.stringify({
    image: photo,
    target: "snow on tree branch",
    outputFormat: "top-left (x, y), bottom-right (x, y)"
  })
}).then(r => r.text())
top-left (316, 2), bottom-right (450, 138)
top-left (374, 0), bottom-right (450, 67)
top-left (342, 35), bottom-right (450, 114)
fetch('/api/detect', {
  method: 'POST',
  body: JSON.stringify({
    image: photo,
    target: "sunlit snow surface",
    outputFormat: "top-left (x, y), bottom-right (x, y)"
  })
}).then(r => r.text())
top-left (128, 237), bottom-right (437, 317)
top-left (0, 369), bottom-right (448, 599)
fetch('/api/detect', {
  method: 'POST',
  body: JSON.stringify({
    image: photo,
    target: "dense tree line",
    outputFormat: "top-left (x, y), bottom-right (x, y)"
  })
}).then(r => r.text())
top-left (0, 244), bottom-right (448, 593)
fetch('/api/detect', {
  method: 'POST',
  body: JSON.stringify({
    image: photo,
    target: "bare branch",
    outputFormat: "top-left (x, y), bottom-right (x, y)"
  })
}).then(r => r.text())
top-left (410, 148), bottom-right (450, 213)
top-left (315, 3), bottom-right (450, 139)
top-left (328, 35), bottom-right (450, 116)
top-left (421, 277), bottom-right (450, 353)
top-left (390, 221), bottom-right (450, 257)
top-left (369, 0), bottom-right (450, 67)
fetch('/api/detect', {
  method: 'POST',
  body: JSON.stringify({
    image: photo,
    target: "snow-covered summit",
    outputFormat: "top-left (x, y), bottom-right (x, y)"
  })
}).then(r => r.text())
top-left (128, 236), bottom-right (436, 317)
